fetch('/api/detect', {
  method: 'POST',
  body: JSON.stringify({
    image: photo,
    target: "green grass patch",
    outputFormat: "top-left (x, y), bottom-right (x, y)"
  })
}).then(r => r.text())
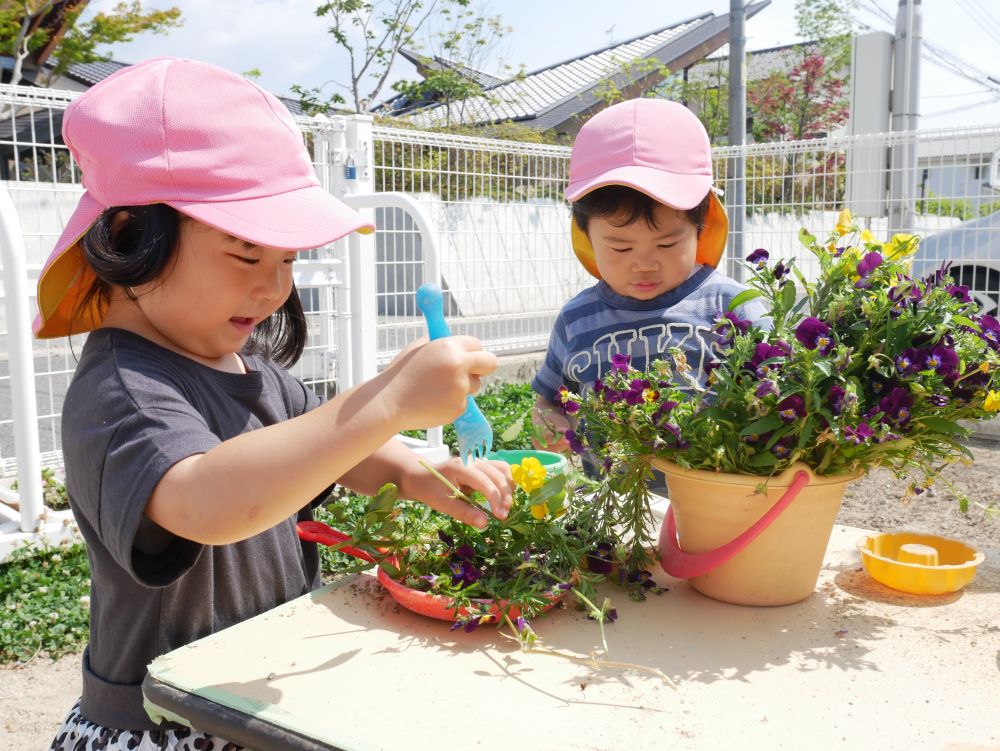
top-left (0, 543), bottom-right (91, 662)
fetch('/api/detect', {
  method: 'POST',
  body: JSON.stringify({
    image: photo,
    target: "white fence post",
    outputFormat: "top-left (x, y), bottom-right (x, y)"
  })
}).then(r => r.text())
top-left (344, 114), bottom-right (378, 386)
top-left (0, 185), bottom-right (44, 531)
top-left (340, 191), bottom-right (444, 452)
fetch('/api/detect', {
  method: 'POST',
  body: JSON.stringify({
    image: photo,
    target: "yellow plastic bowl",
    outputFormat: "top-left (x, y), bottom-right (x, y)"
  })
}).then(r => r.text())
top-left (856, 532), bottom-right (985, 595)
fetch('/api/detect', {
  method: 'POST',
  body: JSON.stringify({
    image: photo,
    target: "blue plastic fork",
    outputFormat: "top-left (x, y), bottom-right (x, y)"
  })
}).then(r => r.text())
top-left (415, 284), bottom-right (493, 464)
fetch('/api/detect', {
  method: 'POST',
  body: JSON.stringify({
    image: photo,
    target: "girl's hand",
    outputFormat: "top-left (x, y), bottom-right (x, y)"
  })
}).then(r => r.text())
top-left (399, 456), bottom-right (514, 529)
top-left (531, 397), bottom-right (571, 454)
top-left (379, 336), bottom-right (498, 431)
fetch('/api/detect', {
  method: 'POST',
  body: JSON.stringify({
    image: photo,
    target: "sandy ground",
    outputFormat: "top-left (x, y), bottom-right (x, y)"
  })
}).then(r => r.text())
top-left (4, 440), bottom-right (998, 749)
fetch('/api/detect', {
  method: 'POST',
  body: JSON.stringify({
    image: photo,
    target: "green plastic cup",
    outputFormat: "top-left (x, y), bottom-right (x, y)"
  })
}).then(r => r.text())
top-left (486, 449), bottom-right (568, 476)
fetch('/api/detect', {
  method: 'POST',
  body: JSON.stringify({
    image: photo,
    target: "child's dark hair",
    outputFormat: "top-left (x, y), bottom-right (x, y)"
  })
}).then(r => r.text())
top-left (74, 204), bottom-right (307, 367)
top-left (572, 185), bottom-right (711, 236)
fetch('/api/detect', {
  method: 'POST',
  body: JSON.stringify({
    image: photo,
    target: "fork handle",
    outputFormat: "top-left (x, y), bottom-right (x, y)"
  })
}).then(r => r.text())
top-left (416, 284), bottom-right (451, 340)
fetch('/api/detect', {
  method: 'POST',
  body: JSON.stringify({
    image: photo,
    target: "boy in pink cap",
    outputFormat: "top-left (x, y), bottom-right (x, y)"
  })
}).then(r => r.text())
top-left (532, 98), bottom-right (769, 453)
top-left (41, 58), bottom-right (513, 750)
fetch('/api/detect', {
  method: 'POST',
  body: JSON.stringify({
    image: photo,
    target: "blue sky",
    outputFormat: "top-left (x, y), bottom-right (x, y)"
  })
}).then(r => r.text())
top-left (86, 0), bottom-right (1000, 129)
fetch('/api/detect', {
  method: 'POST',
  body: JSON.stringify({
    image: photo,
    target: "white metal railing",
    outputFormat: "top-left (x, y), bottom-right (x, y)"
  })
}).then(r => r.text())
top-left (2, 78), bottom-right (1000, 527)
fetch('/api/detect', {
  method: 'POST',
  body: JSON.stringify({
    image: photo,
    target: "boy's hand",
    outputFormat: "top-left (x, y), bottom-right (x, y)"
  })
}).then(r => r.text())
top-left (379, 336), bottom-right (497, 431)
top-left (400, 457), bottom-right (513, 529)
top-left (532, 397), bottom-right (571, 454)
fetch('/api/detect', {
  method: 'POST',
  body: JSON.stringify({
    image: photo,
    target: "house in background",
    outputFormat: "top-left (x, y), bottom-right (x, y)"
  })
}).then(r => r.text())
top-left (376, 2), bottom-right (771, 138)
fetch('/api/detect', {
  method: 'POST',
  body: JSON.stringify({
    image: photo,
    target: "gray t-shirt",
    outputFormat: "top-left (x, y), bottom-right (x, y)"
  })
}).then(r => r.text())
top-left (62, 328), bottom-right (326, 730)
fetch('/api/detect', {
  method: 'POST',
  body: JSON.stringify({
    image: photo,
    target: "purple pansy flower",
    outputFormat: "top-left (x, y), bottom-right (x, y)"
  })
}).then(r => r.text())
top-left (755, 379), bottom-right (779, 398)
top-left (704, 359), bottom-right (723, 379)
top-left (924, 345), bottom-right (958, 375)
top-left (977, 315), bottom-right (1000, 350)
top-left (748, 341), bottom-right (791, 377)
top-left (877, 387), bottom-right (914, 427)
top-left (771, 436), bottom-right (795, 459)
top-left (777, 394), bottom-right (806, 423)
top-left (746, 248), bottom-right (770, 267)
top-left (854, 251), bottom-right (883, 288)
top-left (894, 348), bottom-right (920, 376)
top-left (946, 284), bottom-right (972, 303)
top-left (565, 429), bottom-right (586, 455)
top-left (828, 384), bottom-right (846, 415)
top-left (714, 311), bottom-right (751, 346)
top-left (922, 261), bottom-right (952, 290)
top-left (611, 353), bottom-right (631, 372)
top-left (843, 422), bottom-right (874, 445)
top-left (586, 542), bottom-right (615, 575)
top-left (795, 317), bottom-right (834, 355)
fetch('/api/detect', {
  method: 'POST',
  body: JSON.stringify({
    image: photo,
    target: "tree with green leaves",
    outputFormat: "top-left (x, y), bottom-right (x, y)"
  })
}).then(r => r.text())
top-left (0, 1), bottom-right (183, 88)
top-left (388, 2), bottom-right (513, 127)
top-left (294, 0), bottom-right (482, 115)
top-left (748, 0), bottom-right (854, 142)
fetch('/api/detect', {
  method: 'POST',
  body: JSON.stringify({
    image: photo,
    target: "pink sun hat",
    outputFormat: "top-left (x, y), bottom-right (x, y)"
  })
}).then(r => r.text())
top-left (34, 56), bottom-right (374, 339)
top-left (565, 98), bottom-right (728, 279)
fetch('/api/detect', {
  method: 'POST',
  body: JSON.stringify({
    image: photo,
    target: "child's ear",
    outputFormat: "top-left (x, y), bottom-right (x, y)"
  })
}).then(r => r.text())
top-left (109, 209), bottom-right (131, 237)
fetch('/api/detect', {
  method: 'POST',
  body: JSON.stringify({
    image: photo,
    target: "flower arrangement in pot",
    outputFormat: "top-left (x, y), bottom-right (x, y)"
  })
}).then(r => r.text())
top-left (561, 210), bottom-right (1000, 605)
top-left (311, 454), bottom-right (663, 651)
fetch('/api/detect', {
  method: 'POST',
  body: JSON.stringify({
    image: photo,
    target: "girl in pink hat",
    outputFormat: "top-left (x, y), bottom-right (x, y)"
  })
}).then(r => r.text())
top-left (532, 98), bottom-right (769, 456)
top-left (42, 58), bottom-right (512, 750)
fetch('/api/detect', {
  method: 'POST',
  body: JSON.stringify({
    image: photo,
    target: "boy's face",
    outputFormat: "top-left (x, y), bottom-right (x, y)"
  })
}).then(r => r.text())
top-left (588, 203), bottom-right (699, 300)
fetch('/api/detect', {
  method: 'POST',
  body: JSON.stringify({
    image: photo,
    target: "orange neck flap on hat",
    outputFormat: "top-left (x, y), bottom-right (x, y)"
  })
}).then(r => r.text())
top-left (570, 191), bottom-right (729, 280)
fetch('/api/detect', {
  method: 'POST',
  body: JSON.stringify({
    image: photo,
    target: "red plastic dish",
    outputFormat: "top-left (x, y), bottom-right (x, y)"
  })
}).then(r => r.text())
top-left (298, 520), bottom-right (561, 623)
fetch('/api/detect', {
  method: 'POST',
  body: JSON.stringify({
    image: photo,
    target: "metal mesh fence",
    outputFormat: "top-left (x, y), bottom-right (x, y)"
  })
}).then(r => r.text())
top-left (2, 79), bottom-right (999, 478)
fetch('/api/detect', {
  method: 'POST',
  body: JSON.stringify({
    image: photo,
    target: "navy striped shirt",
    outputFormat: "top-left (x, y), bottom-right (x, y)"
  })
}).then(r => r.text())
top-left (532, 266), bottom-right (770, 401)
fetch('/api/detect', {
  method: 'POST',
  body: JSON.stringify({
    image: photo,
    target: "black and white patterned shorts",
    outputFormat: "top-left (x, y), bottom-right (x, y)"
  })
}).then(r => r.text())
top-left (49, 700), bottom-right (246, 751)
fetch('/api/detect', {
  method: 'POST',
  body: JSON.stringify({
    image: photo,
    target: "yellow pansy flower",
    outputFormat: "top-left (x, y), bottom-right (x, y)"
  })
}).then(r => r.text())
top-left (838, 246), bottom-right (862, 279)
top-left (883, 233), bottom-right (919, 260)
top-left (835, 208), bottom-right (853, 236)
top-left (511, 456), bottom-right (546, 493)
top-left (984, 390), bottom-right (1000, 413)
top-left (529, 503), bottom-right (548, 519)
top-left (860, 228), bottom-right (874, 244)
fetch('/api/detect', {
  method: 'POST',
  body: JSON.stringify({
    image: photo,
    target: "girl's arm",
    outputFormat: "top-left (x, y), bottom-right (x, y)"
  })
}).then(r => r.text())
top-left (145, 336), bottom-right (500, 545)
top-left (337, 438), bottom-right (513, 527)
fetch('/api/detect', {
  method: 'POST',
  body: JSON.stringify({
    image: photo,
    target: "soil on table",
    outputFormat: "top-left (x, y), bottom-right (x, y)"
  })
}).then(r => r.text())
top-left (3, 440), bottom-right (998, 750)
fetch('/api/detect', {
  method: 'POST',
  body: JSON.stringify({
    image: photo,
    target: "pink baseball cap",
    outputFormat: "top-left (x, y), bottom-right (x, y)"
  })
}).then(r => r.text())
top-left (34, 57), bottom-right (374, 339)
top-left (566, 98), bottom-right (728, 279)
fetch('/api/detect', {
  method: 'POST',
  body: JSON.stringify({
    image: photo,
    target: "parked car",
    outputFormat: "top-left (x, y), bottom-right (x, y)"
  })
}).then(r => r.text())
top-left (910, 210), bottom-right (1000, 319)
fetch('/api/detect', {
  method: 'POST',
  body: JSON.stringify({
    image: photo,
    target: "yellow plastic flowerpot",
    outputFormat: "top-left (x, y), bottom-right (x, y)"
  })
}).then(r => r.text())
top-left (856, 532), bottom-right (984, 595)
top-left (654, 459), bottom-right (862, 606)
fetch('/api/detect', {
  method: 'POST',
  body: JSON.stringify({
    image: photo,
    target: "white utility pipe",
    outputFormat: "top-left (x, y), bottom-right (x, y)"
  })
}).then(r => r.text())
top-left (0, 185), bottom-right (44, 531)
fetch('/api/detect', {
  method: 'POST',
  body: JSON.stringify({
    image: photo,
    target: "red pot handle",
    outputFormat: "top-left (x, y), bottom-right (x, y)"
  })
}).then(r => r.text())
top-left (659, 470), bottom-right (811, 579)
top-left (296, 520), bottom-right (378, 563)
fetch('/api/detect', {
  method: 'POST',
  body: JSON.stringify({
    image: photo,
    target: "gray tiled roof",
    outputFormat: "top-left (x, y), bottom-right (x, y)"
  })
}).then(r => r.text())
top-left (687, 41), bottom-right (822, 85)
top-left (401, 1), bottom-right (770, 131)
top-left (60, 59), bottom-right (131, 86)
top-left (398, 49), bottom-right (506, 89)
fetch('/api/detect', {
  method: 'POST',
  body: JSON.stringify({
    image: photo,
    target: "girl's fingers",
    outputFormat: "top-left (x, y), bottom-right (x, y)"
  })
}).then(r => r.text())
top-left (433, 496), bottom-right (489, 529)
top-left (434, 458), bottom-right (513, 523)
top-left (464, 459), bottom-right (514, 519)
